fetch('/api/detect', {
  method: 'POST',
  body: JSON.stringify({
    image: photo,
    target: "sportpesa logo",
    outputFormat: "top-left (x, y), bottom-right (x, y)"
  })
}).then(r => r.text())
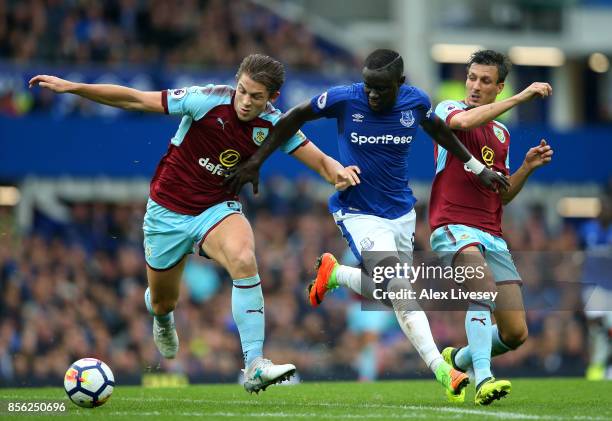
top-left (198, 149), bottom-right (241, 176)
top-left (350, 132), bottom-right (413, 145)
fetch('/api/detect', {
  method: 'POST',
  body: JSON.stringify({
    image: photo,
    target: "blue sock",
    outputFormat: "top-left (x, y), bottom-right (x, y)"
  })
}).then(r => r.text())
top-left (465, 303), bottom-right (493, 386)
top-left (454, 324), bottom-right (512, 370)
top-left (144, 287), bottom-right (172, 323)
top-left (357, 343), bottom-right (377, 381)
top-left (232, 275), bottom-right (264, 367)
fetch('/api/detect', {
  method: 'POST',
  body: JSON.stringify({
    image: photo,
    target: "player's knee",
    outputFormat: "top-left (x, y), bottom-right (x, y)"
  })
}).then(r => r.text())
top-left (226, 247), bottom-right (257, 277)
top-left (501, 324), bottom-right (528, 349)
top-left (151, 299), bottom-right (176, 316)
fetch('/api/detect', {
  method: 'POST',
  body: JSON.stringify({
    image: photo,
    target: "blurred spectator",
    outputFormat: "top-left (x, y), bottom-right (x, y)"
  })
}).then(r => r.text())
top-left (0, 178), bottom-right (601, 386)
top-left (0, 0), bottom-right (351, 71)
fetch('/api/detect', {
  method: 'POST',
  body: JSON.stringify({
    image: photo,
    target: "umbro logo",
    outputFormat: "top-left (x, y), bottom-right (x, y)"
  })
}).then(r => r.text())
top-left (352, 113), bottom-right (364, 123)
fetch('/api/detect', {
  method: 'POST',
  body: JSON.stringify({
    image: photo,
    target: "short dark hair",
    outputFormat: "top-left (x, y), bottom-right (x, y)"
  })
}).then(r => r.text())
top-left (364, 49), bottom-right (404, 79)
top-left (236, 54), bottom-right (285, 94)
top-left (467, 50), bottom-right (511, 83)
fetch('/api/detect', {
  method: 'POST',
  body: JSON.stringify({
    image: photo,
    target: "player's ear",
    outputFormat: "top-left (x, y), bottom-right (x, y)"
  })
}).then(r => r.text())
top-left (496, 82), bottom-right (505, 95)
top-left (399, 75), bottom-right (406, 85)
top-left (269, 91), bottom-right (280, 103)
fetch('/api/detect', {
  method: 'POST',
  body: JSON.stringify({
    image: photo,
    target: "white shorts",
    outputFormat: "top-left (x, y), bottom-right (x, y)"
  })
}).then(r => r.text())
top-left (583, 286), bottom-right (612, 321)
top-left (332, 208), bottom-right (416, 263)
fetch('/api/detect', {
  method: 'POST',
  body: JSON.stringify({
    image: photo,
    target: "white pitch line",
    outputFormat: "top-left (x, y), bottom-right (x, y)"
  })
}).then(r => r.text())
top-left (111, 397), bottom-right (610, 421)
top-left (106, 411), bottom-right (435, 419)
top-left (2, 395), bottom-right (608, 421)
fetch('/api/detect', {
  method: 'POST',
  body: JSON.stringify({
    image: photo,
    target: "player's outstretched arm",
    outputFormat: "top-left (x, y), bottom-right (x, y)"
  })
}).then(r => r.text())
top-left (449, 82), bottom-right (552, 130)
top-left (291, 142), bottom-right (360, 191)
top-left (224, 100), bottom-right (320, 194)
top-left (502, 139), bottom-right (553, 204)
top-left (422, 114), bottom-right (510, 192)
top-left (28, 75), bottom-right (164, 113)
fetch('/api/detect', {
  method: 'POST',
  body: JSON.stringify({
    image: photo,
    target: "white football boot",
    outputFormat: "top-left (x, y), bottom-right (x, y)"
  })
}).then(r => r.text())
top-left (242, 357), bottom-right (296, 394)
top-left (153, 315), bottom-right (179, 359)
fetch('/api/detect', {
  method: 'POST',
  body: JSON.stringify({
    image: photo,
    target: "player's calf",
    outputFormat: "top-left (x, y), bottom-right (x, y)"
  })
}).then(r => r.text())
top-left (145, 287), bottom-right (179, 358)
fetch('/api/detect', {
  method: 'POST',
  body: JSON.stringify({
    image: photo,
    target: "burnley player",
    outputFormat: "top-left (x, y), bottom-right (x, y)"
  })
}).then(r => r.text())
top-left (29, 54), bottom-right (360, 394)
top-left (225, 49), bottom-right (509, 400)
top-left (429, 49), bottom-right (553, 404)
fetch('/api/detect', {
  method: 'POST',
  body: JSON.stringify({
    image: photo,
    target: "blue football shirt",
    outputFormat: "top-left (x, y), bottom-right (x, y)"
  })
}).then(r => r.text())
top-left (310, 83), bottom-right (434, 219)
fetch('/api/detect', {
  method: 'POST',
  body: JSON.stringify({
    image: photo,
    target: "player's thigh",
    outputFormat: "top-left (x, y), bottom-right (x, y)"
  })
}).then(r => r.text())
top-left (394, 209), bottom-right (416, 254)
top-left (484, 234), bottom-right (522, 285)
top-left (493, 282), bottom-right (527, 345)
top-left (430, 224), bottom-right (485, 267)
top-left (146, 255), bottom-right (188, 304)
top-left (201, 213), bottom-right (257, 279)
top-left (334, 211), bottom-right (397, 271)
top-left (143, 199), bottom-right (195, 303)
top-left (430, 225), bottom-right (491, 288)
top-left (143, 199), bottom-right (197, 272)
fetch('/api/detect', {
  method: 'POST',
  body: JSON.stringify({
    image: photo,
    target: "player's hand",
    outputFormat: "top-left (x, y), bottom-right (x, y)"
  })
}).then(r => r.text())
top-left (524, 139), bottom-right (553, 170)
top-left (516, 82), bottom-right (552, 103)
top-left (223, 159), bottom-right (261, 195)
top-left (334, 165), bottom-right (361, 191)
top-left (28, 75), bottom-right (75, 93)
top-left (476, 167), bottom-right (510, 193)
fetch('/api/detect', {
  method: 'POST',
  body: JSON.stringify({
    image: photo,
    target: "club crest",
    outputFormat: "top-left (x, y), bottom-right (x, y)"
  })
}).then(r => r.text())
top-left (252, 127), bottom-right (269, 145)
top-left (400, 110), bottom-right (415, 128)
top-left (493, 125), bottom-right (506, 143)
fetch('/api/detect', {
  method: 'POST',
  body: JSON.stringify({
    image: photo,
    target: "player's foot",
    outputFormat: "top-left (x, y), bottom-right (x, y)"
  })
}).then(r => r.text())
top-left (242, 357), bottom-right (296, 394)
top-left (153, 316), bottom-right (179, 359)
top-left (307, 253), bottom-right (339, 307)
top-left (442, 347), bottom-right (465, 372)
top-left (435, 361), bottom-right (469, 403)
top-left (474, 377), bottom-right (511, 405)
top-left (586, 363), bottom-right (605, 381)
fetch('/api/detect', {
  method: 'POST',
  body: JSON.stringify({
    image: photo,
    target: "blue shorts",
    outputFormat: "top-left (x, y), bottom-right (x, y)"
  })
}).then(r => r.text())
top-left (430, 224), bottom-right (522, 285)
top-left (143, 198), bottom-right (242, 270)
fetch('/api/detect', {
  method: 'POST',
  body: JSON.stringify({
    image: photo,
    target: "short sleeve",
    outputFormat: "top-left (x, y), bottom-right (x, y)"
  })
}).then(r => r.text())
top-left (259, 105), bottom-right (309, 154)
top-left (411, 87), bottom-right (435, 123)
top-left (309, 85), bottom-right (351, 118)
top-left (162, 85), bottom-right (232, 120)
top-left (280, 130), bottom-right (309, 154)
top-left (434, 100), bottom-right (465, 126)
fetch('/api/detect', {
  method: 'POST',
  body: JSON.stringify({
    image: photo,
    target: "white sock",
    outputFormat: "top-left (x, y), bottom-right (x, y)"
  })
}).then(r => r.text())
top-left (336, 265), bottom-right (362, 294)
top-left (395, 310), bottom-right (444, 372)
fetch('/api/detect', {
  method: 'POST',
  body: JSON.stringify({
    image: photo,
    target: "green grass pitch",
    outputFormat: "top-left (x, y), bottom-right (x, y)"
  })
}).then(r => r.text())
top-left (1, 379), bottom-right (611, 420)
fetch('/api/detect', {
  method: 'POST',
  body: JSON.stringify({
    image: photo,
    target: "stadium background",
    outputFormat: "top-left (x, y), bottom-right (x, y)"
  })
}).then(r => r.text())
top-left (0, 0), bottom-right (611, 387)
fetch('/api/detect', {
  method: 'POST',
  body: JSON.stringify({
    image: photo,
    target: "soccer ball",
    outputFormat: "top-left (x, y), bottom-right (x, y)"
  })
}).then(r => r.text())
top-left (64, 358), bottom-right (115, 408)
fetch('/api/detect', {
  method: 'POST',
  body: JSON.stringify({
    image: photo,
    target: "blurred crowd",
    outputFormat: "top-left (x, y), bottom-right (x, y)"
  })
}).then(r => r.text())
top-left (0, 177), bottom-right (608, 386)
top-left (0, 0), bottom-right (351, 70)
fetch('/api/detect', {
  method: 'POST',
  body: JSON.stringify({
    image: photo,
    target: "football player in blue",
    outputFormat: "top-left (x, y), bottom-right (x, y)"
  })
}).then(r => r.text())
top-left (226, 49), bottom-right (509, 400)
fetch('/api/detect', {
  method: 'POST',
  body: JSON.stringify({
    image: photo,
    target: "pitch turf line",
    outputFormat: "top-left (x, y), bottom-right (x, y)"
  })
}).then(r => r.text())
top-left (111, 397), bottom-right (610, 420)
top-left (0, 395), bottom-right (608, 420)
top-left (106, 412), bottom-right (434, 419)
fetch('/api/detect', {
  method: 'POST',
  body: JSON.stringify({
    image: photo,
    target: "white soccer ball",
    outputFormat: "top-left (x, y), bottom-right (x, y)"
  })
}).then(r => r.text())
top-left (64, 358), bottom-right (115, 408)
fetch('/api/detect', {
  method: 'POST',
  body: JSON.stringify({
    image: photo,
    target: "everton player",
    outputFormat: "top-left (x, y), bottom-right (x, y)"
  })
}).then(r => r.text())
top-left (29, 54), bottom-right (360, 394)
top-left (225, 49), bottom-right (509, 399)
top-left (429, 50), bottom-right (553, 404)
